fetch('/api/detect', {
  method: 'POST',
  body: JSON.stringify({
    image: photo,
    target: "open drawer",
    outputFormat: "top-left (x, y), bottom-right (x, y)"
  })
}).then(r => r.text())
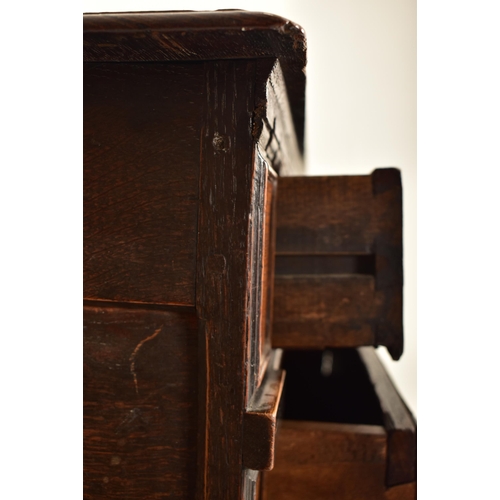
top-left (273, 170), bottom-right (403, 360)
top-left (261, 347), bottom-right (416, 500)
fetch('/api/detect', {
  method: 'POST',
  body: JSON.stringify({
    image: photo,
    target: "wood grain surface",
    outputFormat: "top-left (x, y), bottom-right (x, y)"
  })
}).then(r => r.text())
top-left (84, 62), bottom-right (203, 306)
top-left (83, 10), bottom-right (307, 155)
top-left (273, 170), bottom-right (403, 359)
top-left (83, 54), bottom-right (300, 499)
top-left (261, 348), bottom-right (416, 499)
top-left (83, 305), bottom-right (198, 499)
top-left (243, 350), bottom-right (285, 471)
top-left (273, 274), bottom-right (377, 347)
top-left (384, 481), bottom-right (416, 500)
top-left (254, 60), bottom-right (304, 176)
top-left (276, 174), bottom-right (378, 255)
top-left (358, 347), bottom-right (417, 487)
top-left (262, 420), bottom-right (388, 500)
top-left (195, 59), bottom-right (274, 500)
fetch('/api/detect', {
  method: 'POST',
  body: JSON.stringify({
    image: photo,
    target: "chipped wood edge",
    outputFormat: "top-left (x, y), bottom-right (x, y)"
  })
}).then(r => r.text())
top-left (243, 349), bottom-right (286, 471)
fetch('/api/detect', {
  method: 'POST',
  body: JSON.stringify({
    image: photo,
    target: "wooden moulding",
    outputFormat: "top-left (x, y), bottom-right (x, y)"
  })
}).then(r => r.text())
top-left (273, 169), bottom-right (403, 359)
top-left (254, 59), bottom-right (303, 176)
top-left (83, 10), bottom-right (307, 154)
top-left (247, 155), bottom-right (279, 394)
top-left (243, 349), bottom-right (286, 471)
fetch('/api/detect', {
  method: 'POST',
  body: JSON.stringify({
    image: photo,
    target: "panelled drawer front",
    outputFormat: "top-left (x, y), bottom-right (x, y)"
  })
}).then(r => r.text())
top-left (262, 347), bottom-right (416, 500)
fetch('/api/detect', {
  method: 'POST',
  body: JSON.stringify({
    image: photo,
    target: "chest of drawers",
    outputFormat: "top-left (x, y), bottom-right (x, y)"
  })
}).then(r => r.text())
top-left (83, 10), bottom-right (415, 499)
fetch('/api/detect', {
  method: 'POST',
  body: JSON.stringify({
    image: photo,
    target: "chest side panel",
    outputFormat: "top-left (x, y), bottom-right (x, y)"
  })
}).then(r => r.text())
top-left (84, 62), bottom-right (203, 306)
top-left (83, 306), bottom-right (198, 499)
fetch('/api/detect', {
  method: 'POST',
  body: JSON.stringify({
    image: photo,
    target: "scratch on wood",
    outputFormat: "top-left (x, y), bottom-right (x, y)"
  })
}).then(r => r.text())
top-left (129, 326), bottom-right (162, 395)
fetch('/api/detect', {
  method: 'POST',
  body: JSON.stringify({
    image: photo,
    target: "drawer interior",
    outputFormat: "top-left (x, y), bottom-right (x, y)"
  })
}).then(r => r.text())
top-left (263, 348), bottom-right (416, 500)
top-left (280, 348), bottom-right (384, 426)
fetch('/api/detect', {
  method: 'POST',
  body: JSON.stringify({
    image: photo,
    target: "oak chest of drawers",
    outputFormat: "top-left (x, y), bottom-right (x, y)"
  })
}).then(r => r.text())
top-left (84, 10), bottom-right (415, 499)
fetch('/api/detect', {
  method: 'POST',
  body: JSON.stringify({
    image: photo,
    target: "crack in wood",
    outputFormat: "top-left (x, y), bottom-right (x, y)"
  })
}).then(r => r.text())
top-left (129, 326), bottom-right (162, 395)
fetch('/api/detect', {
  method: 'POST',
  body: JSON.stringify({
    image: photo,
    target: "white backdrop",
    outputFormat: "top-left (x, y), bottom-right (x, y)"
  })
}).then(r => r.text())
top-left (83, 0), bottom-right (417, 415)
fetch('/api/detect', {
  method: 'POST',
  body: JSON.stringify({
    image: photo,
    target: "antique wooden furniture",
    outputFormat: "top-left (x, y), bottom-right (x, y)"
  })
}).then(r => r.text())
top-left (261, 348), bottom-right (416, 500)
top-left (84, 10), bottom-right (415, 499)
top-left (273, 169), bottom-right (403, 360)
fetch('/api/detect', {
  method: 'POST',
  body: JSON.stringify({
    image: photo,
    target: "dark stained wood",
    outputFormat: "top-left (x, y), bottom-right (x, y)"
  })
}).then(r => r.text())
top-left (275, 254), bottom-right (376, 275)
top-left (84, 62), bottom-right (203, 306)
top-left (384, 482), bottom-right (416, 500)
top-left (83, 305), bottom-right (198, 499)
top-left (243, 349), bottom-right (285, 471)
top-left (276, 174), bottom-right (376, 254)
top-left (254, 60), bottom-right (304, 176)
top-left (273, 275), bottom-right (376, 348)
top-left (83, 10), bottom-right (307, 155)
top-left (262, 421), bottom-right (388, 500)
top-left (371, 169), bottom-right (404, 358)
top-left (196, 59), bottom-right (279, 500)
top-left (273, 169), bottom-right (403, 359)
top-left (83, 10), bottom-right (414, 500)
top-left (358, 347), bottom-right (417, 487)
top-left (84, 40), bottom-right (301, 500)
top-left (261, 348), bottom-right (416, 499)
